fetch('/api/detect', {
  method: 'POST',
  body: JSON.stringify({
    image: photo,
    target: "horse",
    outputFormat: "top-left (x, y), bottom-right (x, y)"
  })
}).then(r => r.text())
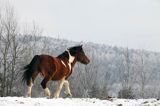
top-left (22, 45), bottom-right (90, 98)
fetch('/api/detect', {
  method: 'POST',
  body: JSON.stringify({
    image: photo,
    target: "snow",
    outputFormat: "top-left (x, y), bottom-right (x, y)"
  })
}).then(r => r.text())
top-left (0, 97), bottom-right (160, 106)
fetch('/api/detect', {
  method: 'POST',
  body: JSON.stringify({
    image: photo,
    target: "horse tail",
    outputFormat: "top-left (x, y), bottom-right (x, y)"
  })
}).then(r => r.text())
top-left (22, 55), bottom-right (40, 85)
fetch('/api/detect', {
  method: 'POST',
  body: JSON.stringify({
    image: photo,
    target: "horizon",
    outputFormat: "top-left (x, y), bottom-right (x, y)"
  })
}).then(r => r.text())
top-left (2, 0), bottom-right (160, 52)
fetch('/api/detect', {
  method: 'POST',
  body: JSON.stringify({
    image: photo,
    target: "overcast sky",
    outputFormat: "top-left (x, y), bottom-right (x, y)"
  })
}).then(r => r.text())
top-left (7, 0), bottom-right (160, 52)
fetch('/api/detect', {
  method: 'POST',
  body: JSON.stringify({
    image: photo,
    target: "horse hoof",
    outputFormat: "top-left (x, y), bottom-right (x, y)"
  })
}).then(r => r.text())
top-left (65, 93), bottom-right (72, 98)
top-left (46, 96), bottom-right (51, 99)
top-left (53, 95), bottom-right (59, 98)
top-left (64, 91), bottom-right (72, 97)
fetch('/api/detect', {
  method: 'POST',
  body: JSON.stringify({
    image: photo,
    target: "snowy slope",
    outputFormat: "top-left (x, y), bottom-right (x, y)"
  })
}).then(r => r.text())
top-left (0, 97), bottom-right (160, 106)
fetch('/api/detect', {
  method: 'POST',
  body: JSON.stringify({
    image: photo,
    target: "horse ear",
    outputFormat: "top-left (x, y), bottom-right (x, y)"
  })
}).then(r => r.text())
top-left (79, 41), bottom-right (83, 47)
top-left (80, 44), bottom-right (83, 47)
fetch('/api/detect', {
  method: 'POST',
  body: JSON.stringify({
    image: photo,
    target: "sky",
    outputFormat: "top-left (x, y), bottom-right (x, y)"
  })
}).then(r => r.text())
top-left (4, 0), bottom-right (160, 52)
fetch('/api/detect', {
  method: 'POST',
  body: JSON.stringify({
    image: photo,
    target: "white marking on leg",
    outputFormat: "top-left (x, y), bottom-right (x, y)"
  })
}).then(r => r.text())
top-left (64, 80), bottom-right (72, 96)
top-left (44, 87), bottom-right (51, 97)
top-left (54, 78), bottom-right (65, 98)
top-left (27, 82), bottom-right (33, 97)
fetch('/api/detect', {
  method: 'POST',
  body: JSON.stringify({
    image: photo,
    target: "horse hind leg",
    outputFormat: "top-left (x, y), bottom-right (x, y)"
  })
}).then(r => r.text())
top-left (26, 71), bottom-right (39, 97)
top-left (41, 77), bottom-right (51, 98)
top-left (26, 79), bottom-right (33, 97)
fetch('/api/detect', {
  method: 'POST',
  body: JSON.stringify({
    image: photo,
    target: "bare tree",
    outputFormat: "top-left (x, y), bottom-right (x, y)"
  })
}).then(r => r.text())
top-left (0, 2), bottom-right (28, 96)
top-left (118, 48), bottom-right (135, 98)
top-left (137, 50), bottom-right (146, 98)
top-left (136, 50), bottom-right (155, 98)
top-left (120, 48), bottom-right (132, 89)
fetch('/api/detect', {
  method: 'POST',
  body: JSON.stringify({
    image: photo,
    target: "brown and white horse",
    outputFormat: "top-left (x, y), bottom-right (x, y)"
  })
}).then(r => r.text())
top-left (22, 45), bottom-right (90, 98)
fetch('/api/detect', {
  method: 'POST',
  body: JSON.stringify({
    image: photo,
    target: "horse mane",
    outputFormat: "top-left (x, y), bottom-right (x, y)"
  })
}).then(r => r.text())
top-left (57, 51), bottom-right (69, 59)
top-left (57, 45), bottom-right (82, 59)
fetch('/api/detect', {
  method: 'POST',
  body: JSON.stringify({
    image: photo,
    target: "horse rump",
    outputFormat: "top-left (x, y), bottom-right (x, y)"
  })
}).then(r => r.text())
top-left (22, 55), bottom-right (40, 85)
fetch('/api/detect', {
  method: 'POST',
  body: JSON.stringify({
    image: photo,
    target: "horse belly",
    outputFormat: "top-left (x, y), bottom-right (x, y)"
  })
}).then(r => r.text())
top-left (51, 70), bottom-right (66, 80)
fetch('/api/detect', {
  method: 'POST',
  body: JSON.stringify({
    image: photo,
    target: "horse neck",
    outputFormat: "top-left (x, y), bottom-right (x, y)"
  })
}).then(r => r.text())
top-left (71, 57), bottom-right (77, 68)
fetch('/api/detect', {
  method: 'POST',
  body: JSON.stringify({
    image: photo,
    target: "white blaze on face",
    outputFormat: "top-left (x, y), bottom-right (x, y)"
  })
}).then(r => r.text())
top-left (67, 50), bottom-right (75, 70)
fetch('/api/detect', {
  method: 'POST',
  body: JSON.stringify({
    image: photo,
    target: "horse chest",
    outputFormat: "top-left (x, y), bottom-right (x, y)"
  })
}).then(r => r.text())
top-left (61, 60), bottom-right (71, 71)
top-left (64, 63), bottom-right (72, 76)
top-left (68, 63), bottom-right (72, 71)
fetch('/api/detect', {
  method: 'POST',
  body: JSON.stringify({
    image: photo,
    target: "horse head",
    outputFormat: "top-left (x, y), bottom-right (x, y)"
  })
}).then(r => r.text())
top-left (68, 45), bottom-right (90, 65)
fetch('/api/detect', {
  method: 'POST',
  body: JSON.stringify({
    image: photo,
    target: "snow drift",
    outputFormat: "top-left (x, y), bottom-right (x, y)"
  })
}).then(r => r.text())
top-left (0, 97), bottom-right (159, 106)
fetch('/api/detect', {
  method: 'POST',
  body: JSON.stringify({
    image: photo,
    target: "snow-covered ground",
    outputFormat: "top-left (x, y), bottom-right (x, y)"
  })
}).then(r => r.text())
top-left (0, 97), bottom-right (159, 106)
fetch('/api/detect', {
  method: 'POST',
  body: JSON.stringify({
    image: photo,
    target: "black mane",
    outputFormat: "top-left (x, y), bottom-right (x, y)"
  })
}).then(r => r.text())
top-left (68, 45), bottom-right (82, 56)
top-left (57, 51), bottom-right (69, 59)
top-left (57, 45), bottom-right (82, 59)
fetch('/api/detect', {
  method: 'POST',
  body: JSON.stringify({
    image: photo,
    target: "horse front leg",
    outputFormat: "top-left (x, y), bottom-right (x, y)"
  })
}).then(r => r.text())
top-left (54, 77), bottom-right (65, 98)
top-left (64, 80), bottom-right (72, 97)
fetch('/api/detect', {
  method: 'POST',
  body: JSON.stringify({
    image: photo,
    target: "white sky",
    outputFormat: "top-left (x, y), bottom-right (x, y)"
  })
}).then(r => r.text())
top-left (6, 0), bottom-right (160, 52)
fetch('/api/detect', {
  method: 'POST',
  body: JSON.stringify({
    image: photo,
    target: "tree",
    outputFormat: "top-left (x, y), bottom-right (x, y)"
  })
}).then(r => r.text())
top-left (118, 48), bottom-right (135, 98)
top-left (0, 2), bottom-right (30, 96)
top-left (137, 50), bottom-right (146, 98)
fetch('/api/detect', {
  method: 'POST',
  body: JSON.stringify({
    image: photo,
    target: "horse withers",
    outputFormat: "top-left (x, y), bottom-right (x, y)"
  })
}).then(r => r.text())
top-left (22, 45), bottom-right (90, 98)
